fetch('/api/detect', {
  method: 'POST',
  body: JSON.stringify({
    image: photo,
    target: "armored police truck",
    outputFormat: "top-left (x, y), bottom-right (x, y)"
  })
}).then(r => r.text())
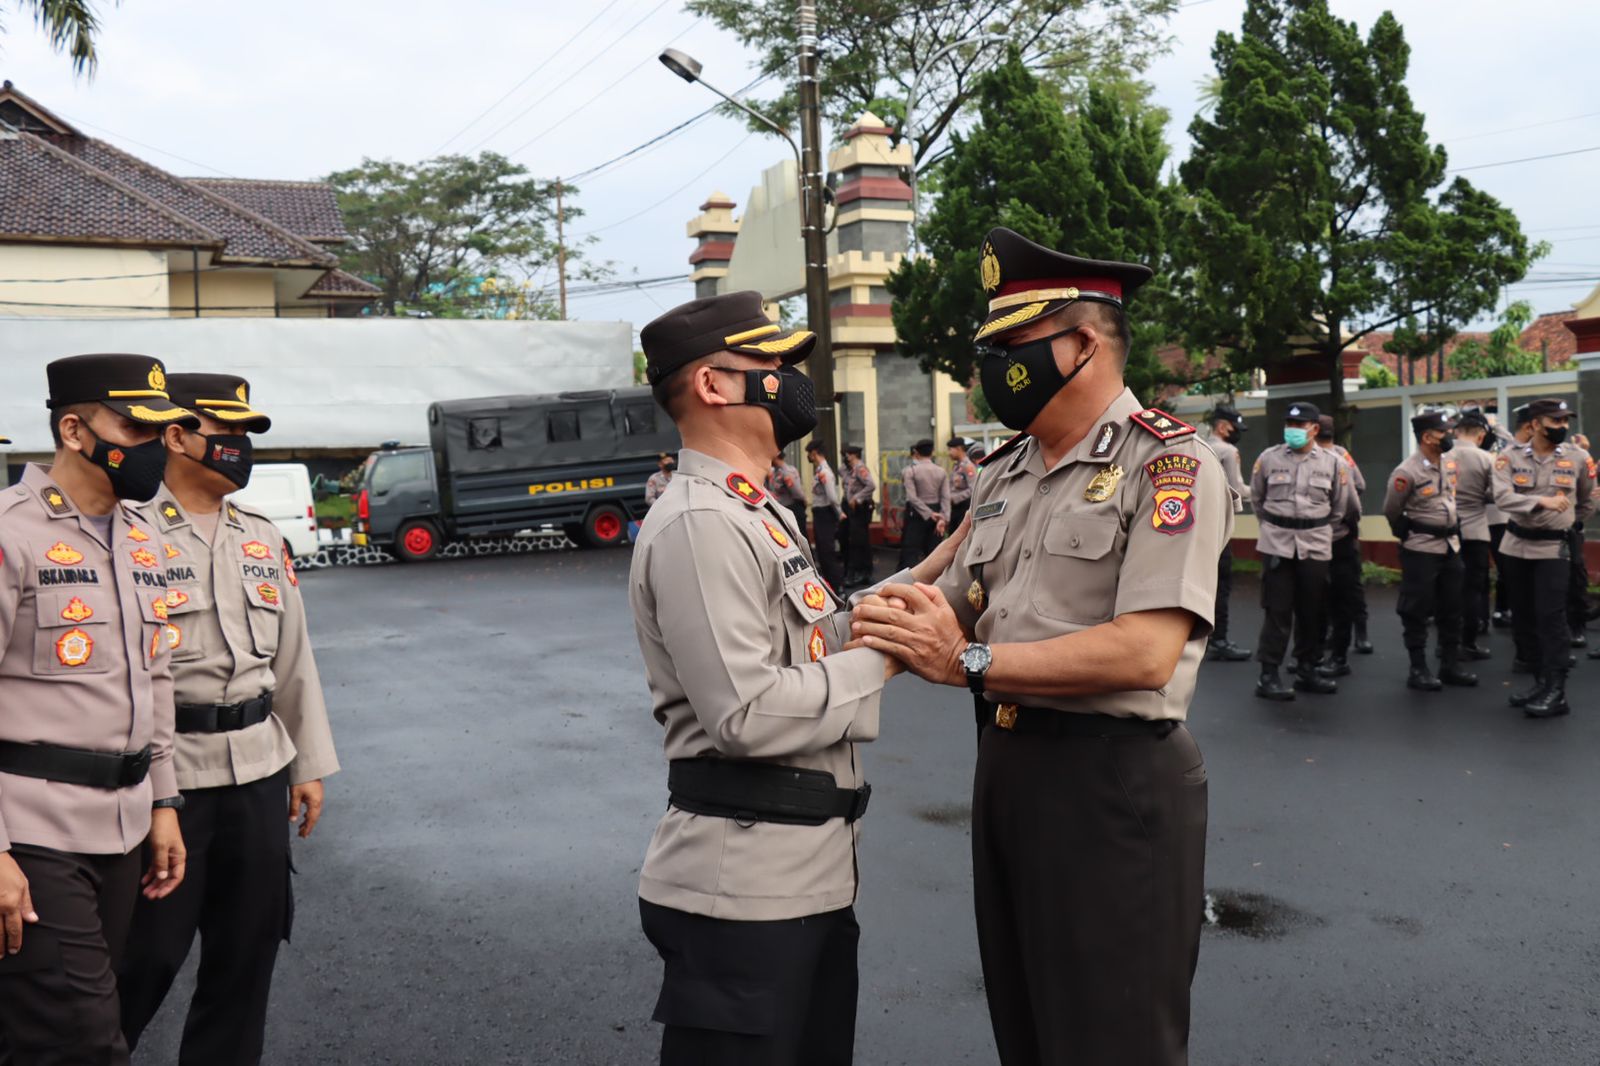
top-left (352, 387), bottom-right (679, 561)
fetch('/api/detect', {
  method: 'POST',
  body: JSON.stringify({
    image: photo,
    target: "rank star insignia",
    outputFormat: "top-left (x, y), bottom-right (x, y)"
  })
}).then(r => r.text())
top-left (166, 589), bottom-right (190, 609)
top-left (56, 627), bottom-right (94, 667)
top-left (43, 488), bottom-right (70, 514)
top-left (967, 579), bottom-right (986, 612)
top-left (257, 582), bottom-right (280, 605)
top-left (808, 626), bottom-right (827, 662)
top-left (764, 521), bottom-right (791, 549)
top-left (45, 541), bottom-right (84, 565)
top-left (60, 596), bottom-right (94, 623)
top-left (802, 581), bottom-right (826, 611)
top-left (165, 543), bottom-right (181, 560)
top-left (152, 596), bottom-right (169, 622)
top-left (130, 548), bottom-right (159, 568)
top-left (126, 526), bottom-right (150, 542)
top-left (1083, 464), bottom-right (1124, 503)
top-left (725, 473), bottom-right (765, 506)
top-left (242, 541), bottom-right (272, 560)
top-left (160, 504), bottom-right (182, 525)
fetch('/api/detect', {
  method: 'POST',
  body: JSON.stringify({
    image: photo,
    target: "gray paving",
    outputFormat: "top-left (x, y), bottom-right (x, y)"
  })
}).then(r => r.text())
top-left (133, 549), bottom-right (1600, 1065)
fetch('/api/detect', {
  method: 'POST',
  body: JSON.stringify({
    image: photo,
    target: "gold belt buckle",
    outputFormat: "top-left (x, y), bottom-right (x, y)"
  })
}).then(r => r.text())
top-left (995, 703), bottom-right (1018, 730)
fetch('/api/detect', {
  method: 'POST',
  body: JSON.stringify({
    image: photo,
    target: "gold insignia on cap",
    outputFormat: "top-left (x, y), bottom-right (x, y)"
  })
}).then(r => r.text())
top-left (1083, 464), bottom-right (1124, 503)
top-left (236, 383), bottom-right (249, 402)
top-left (975, 301), bottom-right (1050, 341)
top-left (148, 365), bottom-right (166, 392)
top-left (745, 331), bottom-right (812, 355)
top-left (980, 242), bottom-right (1001, 293)
top-left (724, 323), bottom-right (781, 345)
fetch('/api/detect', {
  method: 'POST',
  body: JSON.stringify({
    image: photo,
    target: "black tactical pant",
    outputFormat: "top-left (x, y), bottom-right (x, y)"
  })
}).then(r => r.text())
top-left (1325, 533), bottom-right (1366, 656)
top-left (1256, 554), bottom-right (1329, 669)
top-left (845, 501), bottom-right (874, 579)
top-left (786, 501), bottom-right (809, 539)
top-left (810, 507), bottom-right (844, 589)
top-left (1489, 524), bottom-right (1511, 614)
top-left (950, 499), bottom-right (971, 533)
top-left (119, 769), bottom-right (292, 1066)
top-left (1566, 527), bottom-right (1590, 632)
top-left (640, 899), bottom-right (859, 1066)
top-left (0, 844), bottom-right (139, 1066)
top-left (972, 722), bottom-right (1206, 1066)
top-left (1506, 553), bottom-right (1570, 672)
top-left (899, 511), bottom-right (940, 569)
top-left (1460, 539), bottom-right (1493, 645)
top-left (1214, 543), bottom-right (1235, 642)
top-left (1397, 547), bottom-right (1464, 659)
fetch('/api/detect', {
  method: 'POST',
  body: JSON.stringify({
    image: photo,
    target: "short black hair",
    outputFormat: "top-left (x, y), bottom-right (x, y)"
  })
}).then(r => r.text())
top-left (1056, 301), bottom-right (1131, 368)
top-left (48, 402), bottom-right (100, 448)
top-left (651, 356), bottom-right (712, 421)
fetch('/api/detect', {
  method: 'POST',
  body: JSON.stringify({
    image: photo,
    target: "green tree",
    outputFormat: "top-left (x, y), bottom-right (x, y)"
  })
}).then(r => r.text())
top-left (326, 154), bottom-right (600, 317)
top-left (1178, 0), bottom-right (1538, 436)
top-left (3, 0), bottom-right (106, 73)
top-left (885, 54), bottom-right (1180, 402)
top-left (684, 0), bottom-right (1176, 167)
top-left (1447, 301), bottom-right (1548, 380)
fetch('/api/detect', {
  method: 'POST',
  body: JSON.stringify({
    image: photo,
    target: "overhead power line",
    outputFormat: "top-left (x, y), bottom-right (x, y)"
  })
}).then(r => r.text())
top-left (563, 73), bottom-right (772, 184)
top-left (1443, 109), bottom-right (1600, 145)
top-left (574, 132), bottom-right (756, 238)
top-left (1449, 144), bottom-right (1600, 173)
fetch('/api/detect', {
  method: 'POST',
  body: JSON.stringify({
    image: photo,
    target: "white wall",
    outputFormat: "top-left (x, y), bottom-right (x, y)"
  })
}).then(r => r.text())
top-left (0, 245), bottom-right (169, 318)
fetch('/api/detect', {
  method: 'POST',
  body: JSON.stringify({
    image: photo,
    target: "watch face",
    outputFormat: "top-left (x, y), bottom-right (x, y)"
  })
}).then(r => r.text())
top-left (963, 644), bottom-right (992, 673)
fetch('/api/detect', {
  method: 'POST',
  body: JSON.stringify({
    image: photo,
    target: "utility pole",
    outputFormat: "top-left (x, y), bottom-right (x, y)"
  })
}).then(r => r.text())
top-left (796, 0), bottom-right (837, 450)
top-left (555, 178), bottom-right (568, 321)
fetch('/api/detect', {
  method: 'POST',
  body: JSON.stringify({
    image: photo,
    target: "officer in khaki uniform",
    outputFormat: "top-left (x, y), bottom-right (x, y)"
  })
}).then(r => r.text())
top-left (0, 354), bottom-right (193, 1065)
top-left (632, 291), bottom-right (893, 1065)
top-left (1451, 411), bottom-right (1498, 659)
top-left (644, 453), bottom-right (676, 507)
top-left (841, 444), bottom-right (877, 588)
top-left (117, 374), bottom-right (339, 1064)
top-left (1383, 411), bottom-right (1477, 691)
top-left (898, 440), bottom-right (950, 568)
top-left (851, 228), bottom-right (1231, 1066)
top-left (805, 439), bottom-right (846, 589)
top-left (1250, 401), bottom-right (1358, 701)
top-left (1493, 398), bottom-right (1595, 717)
top-left (947, 438), bottom-right (979, 530)
top-left (1205, 406), bottom-right (1251, 661)
top-left (765, 452), bottom-right (808, 533)
top-left (1318, 415), bottom-right (1372, 667)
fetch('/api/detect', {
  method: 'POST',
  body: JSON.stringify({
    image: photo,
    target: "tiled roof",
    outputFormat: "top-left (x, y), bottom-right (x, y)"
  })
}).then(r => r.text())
top-left (1520, 310), bottom-right (1577, 363)
top-left (305, 268), bottom-right (382, 298)
top-left (186, 178), bottom-right (349, 243)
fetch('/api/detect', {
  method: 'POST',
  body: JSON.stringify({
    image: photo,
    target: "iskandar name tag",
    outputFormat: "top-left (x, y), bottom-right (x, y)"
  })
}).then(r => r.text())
top-left (973, 500), bottom-right (1007, 521)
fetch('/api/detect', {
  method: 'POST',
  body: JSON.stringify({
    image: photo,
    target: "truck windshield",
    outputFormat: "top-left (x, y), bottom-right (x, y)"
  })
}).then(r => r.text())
top-left (369, 451), bottom-right (429, 494)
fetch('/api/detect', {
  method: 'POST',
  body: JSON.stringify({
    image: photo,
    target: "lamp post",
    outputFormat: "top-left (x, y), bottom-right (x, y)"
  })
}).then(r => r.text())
top-left (906, 34), bottom-right (1009, 254)
top-left (660, 42), bottom-right (838, 452)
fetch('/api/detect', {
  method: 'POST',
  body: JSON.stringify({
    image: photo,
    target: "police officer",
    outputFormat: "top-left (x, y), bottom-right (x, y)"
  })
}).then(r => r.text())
top-left (117, 374), bottom-right (340, 1064)
top-left (1251, 401), bottom-right (1358, 700)
top-left (1495, 398), bottom-right (1594, 717)
top-left (851, 228), bottom-right (1229, 1065)
top-left (1564, 431), bottom-right (1596, 647)
top-left (898, 439), bottom-right (950, 568)
top-left (1206, 406), bottom-right (1251, 661)
top-left (632, 290), bottom-right (901, 1064)
top-left (805, 440), bottom-right (846, 589)
top-left (1318, 414), bottom-right (1371, 668)
top-left (644, 452), bottom-right (676, 507)
top-left (1490, 405), bottom-right (1535, 628)
top-left (841, 444), bottom-right (877, 588)
top-left (947, 437), bottom-right (978, 530)
top-left (766, 451), bottom-right (808, 533)
top-left (0, 354), bottom-right (192, 1064)
top-left (1452, 411), bottom-right (1498, 659)
top-left (1383, 411), bottom-right (1478, 691)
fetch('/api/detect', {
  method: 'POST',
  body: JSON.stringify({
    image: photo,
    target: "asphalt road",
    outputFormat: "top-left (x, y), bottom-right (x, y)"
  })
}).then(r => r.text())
top-left (134, 548), bottom-right (1600, 1065)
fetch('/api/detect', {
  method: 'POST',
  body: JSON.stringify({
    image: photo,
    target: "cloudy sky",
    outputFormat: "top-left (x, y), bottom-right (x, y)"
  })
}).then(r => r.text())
top-left (3, 0), bottom-right (1596, 338)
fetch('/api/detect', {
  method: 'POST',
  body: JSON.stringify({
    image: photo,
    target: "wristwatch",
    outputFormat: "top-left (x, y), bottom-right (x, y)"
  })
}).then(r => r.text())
top-left (152, 796), bottom-right (186, 811)
top-left (961, 642), bottom-right (993, 694)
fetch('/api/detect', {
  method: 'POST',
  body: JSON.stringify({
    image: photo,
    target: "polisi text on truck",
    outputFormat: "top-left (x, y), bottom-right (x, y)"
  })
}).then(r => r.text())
top-left (528, 476), bottom-right (616, 496)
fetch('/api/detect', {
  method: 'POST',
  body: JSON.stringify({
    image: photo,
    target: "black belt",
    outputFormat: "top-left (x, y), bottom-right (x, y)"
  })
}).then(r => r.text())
top-left (667, 758), bottom-right (871, 826)
top-left (1507, 522), bottom-right (1570, 543)
top-left (0, 741), bottom-right (152, 789)
top-left (983, 701), bottom-right (1178, 738)
top-left (176, 692), bottom-right (273, 734)
top-left (1407, 521), bottom-right (1461, 538)
top-left (1259, 512), bottom-right (1331, 531)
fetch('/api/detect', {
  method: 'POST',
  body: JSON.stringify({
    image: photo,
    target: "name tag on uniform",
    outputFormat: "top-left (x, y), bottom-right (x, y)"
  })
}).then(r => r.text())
top-left (973, 500), bottom-right (1007, 521)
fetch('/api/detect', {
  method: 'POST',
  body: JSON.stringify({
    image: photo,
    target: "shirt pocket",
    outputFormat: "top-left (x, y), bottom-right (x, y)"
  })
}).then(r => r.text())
top-left (964, 517), bottom-right (1008, 569)
top-left (161, 583), bottom-right (212, 663)
top-left (33, 589), bottom-right (113, 676)
top-left (1031, 514), bottom-right (1121, 625)
top-left (242, 578), bottom-right (284, 657)
top-left (1265, 471), bottom-right (1294, 501)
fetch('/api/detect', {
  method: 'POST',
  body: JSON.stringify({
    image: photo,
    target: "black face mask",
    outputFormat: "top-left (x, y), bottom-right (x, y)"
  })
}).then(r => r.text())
top-left (1436, 434), bottom-right (1454, 453)
top-left (1545, 425), bottom-right (1569, 446)
top-left (712, 365), bottom-right (818, 447)
top-left (196, 432), bottom-right (254, 489)
top-left (83, 432), bottom-right (168, 502)
top-left (978, 328), bottom-right (1092, 431)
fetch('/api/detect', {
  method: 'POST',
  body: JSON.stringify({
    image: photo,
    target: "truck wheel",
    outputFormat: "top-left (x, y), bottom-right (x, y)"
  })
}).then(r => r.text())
top-left (395, 519), bottom-right (443, 562)
top-left (582, 505), bottom-right (627, 548)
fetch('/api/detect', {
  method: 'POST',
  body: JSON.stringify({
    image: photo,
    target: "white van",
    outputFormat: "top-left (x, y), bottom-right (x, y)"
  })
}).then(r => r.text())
top-left (230, 463), bottom-right (319, 559)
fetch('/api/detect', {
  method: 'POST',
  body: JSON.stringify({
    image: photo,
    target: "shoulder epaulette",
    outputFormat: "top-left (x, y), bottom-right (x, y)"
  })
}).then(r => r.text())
top-left (1129, 408), bottom-right (1195, 441)
top-left (978, 433), bottom-right (1029, 468)
top-left (228, 498), bottom-right (272, 523)
top-left (0, 486), bottom-right (31, 518)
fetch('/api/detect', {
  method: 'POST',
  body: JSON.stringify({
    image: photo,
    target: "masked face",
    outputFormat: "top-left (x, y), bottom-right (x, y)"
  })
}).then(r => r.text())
top-left (1284, 426), bottom-right (1312, 449)
top-left (710, 364), bottom-right (818, 448)
top-left (194, 431), bottom-right (255, 489)
top-left (1543, 421), bottom-right (1570, 446)
top-left (82, 430), bottom-right (168, 502)
top-left (978, 327), bottom-right (1091, 432)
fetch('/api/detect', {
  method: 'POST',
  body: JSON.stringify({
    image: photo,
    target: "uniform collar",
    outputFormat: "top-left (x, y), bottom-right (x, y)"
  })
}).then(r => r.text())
top-left (21, 462), bottom-right (141, 542)
top-left (680, 448), bottom-right (772, 507)
top-left (1000, 387), bottom-right (1143, 481)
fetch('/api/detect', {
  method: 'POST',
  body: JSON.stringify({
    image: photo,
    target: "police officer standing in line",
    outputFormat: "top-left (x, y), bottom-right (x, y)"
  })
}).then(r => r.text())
top-left (1494, 398), bottom-right (1594, 717)
top-left (1564, 431), bottom-right (1596, 648)
top-left (1490, 405), bottom-right (1535, 628)
top-left (947, 437), bottom-right (978, 530)
top-left (805, 440), bottom-right (846, 590)
top-left (117, 374), bottom-right (340, 1065)
top-left (1205, 406), bottom-right (1252, 662)
top-left (1318, 414), bottom-right (1372, 669)
top-left (841, 444), bottom-right (877, 588)
top-left (1383, 411), bottom-right (1478, 691)
top-left (0, 354), bottom-right (191, 1064)
top-left (645, 453), bottom-right (676, 508)
top-left (1451, 411), bottom-right (1498, 659)
top-left (766, 451), bottom-right (809, 533)
top-left (850, 228), bottom-right (1230, 1066)
top-left (1251, 401), bottom-right (1358, 701)
top-left (631, 290), bottom-right (921, 1064)
top-left (898, 439), bottom-right (950, 568)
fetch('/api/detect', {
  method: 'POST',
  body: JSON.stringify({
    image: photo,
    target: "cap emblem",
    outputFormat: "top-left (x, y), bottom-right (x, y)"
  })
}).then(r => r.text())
top-left (980, 243), bottom-right (1001, 293)
top-left (236, 383), bottom-right (249, 402)
top-left (148, 365), bottom-right (166, 392)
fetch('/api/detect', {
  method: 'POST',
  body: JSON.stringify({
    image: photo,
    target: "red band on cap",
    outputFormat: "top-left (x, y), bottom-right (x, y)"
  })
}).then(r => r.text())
top-left (996, 276), bottom-right (1124, 300)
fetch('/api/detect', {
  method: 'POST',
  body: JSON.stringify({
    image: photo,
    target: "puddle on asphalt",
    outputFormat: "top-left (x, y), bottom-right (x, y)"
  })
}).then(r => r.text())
top-left (1203, 889), bottom-right (1322, 939)
top-left (915, 803), bottom-right (971, 827)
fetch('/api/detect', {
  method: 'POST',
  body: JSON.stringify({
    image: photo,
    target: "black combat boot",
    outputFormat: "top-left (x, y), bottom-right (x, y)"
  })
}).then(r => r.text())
top-left (1255, 667), bottom-right (1295, 701)
top-left (1438, 656), bottom-right (1478, 687)
top-left (1319, 652), bottom-right (1351, 678)
top-left (1523, 672), bottom-right (1571, 718)
top-left (1406, 650), bottom-right (1441, 691)
top-left (1461, 641), bottom-right (1492, 661)
top-left (1353, 622), bottom-right (1374, 655)
top-left (1208, 638), bottom-right (1253, 662)
top-left (1294, 664), bottom-right (1338, 695)
top-left (1508, 673), bottom-right (1547, 709)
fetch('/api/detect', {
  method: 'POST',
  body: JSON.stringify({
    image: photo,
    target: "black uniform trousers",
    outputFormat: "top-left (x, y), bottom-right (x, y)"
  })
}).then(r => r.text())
top-left (118, 768), bottom-right (292, 1066)
top-left (898, 511), bottom-right (940, 568)
top-left (1256, 554), bottom-right (1329, 669)
top-left (1506, 553), bottom-right (1572, 673)
top-left (640, 899), bottom-right (859, 1066)
top-left (1397, 547), bottom-right (1464, 658)
top-left (786, 501), bottom-right (809, 539)
top-left (1214, 543), bottom-right (1235, 642)
top-left (1325, 533), bottom-right (1366, 656)
top-left (810, 507), bottom-right (844, 589)
top-left (972, 723), bottom-right (1207, 1066)
top-left (0, 844), bottom-right (140, 1066)
top-left (845, 501), bottom-right (874, 579)
top-left (950, 499), bottom-right (971, 533)
top-left (1489, 524), bottom-right (1510, 614)
top-left (1566, 527), bottom-right (1590, 632)
top-left (1459, 539), bottom-right (1493, 645)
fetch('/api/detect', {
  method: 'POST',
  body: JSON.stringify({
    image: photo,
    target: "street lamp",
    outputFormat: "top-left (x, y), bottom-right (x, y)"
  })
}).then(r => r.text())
top-left (905, 34), bottom-right (1009, 254)
top-left (659, 49), bottom-right (803, 172)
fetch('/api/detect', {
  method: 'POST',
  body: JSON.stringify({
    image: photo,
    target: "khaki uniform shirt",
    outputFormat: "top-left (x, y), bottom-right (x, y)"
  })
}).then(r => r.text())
top-left (949, 458), bottom-right (979, 507)
top-left (765, 462), bottom-right (805, 507)
top-left (644, 470), bottom-right (672, 507)
top-left (811, 459), bottom-right (842, 512)
top-left (1383, 452), bottom-right (1460, 554)
top-left (0, 465), bottom-right (178, 855)
top-left (630, 449), bottom-right (886, 920)
top-left (902, 460), bottom-right (950, 522)
top-left (843, 461), bottom-right (876, 508)
top-left (1209, 435), bottom-right (1248, 514)
top-left (146, 491), bottom-right (340, 793)
top-left (1493, 443), bottom-right (1597, 560)
top-left (1250, 444), bottom-right (1357, 561)
top-left (1451, 445), bottom-right (1497, 541)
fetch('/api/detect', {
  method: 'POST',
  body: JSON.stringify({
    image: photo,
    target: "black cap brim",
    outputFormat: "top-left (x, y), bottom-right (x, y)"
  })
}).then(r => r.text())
top-left (102, 398), bottom-right (200, 430)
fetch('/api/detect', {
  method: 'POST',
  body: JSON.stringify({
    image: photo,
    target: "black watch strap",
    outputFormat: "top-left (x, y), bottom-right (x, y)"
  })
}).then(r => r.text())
top-left (153, 795), bottom-right (185, 811)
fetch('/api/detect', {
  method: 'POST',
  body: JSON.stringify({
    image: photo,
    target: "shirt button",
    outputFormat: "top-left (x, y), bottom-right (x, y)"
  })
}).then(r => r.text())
top-left (1039, 483), bottom-right (1051, 495)
top-left (1022, 548), bottom-right (1032, 559)
top-left (1070, 535), bottom-right (1081, 548)
top-left (999, 608), bottom-right (1009, 619)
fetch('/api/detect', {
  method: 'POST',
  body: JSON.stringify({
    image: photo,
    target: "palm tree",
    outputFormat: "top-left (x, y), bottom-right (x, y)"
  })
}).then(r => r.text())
top-left (3, 1), bottom-right (107, 74)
